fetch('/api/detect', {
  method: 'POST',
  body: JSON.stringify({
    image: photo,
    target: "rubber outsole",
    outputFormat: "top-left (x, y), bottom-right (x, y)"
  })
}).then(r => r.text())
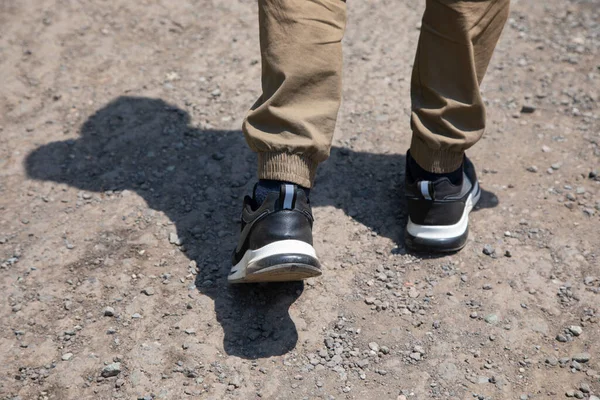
top-left (405, 228), bottom-right (470, 253)
top-left (229, 253), bottom-right (322, 284)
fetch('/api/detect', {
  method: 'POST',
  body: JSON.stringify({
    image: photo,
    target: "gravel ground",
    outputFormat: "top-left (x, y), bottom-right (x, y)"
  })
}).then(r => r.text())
top-left (1, 0), bottom-right (599, 399)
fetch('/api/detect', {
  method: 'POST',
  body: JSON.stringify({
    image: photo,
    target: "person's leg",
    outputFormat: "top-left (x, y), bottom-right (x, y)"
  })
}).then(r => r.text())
top-left (230, 0), bottom-right (347, 283)
top-left (410, 0), bottom-right (510, 172)
top-left (243, 0), bottom-right (347, 189)
top-left (405, 0), bottom-right (509, 253)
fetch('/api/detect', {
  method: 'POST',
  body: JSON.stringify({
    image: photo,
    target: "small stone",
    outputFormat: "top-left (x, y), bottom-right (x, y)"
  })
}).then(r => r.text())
top-left (141, 287), bottom-right (155, 296)
top-left (521, 104), bottom-right (536, 113)
top-left (482, 244), bottom-right (495, 256)
top-left (368, 342), bottom-right (380, 352)
top-left (572, 353), bottom-right (590, 363)
top-left (556, 334), bottom-right (568, 342)
top-left (101, 362), bottom-right (121, 377)
top-left (168, 232), bottom-right (183, 245)
top-left (578, 383), bottom-right (590, 393)
top-left (364, 297), bottom-right (376, 305)
top-left (184, 328), bottom-right (196, 335)
top-left (584, 276), bottom-right (597, 286)
top-left (410, 352), bottom-right (421, 361)
top-left (62, 353), bottom-right (73, 361)
top-left (408, 287), bottom-right (420, 298)
top-left (568, 326), bottom-right (583, 336)
top-left (103, 307), bottom-right (115, 317)
top-left (484, 314), bottom-right (498, 324)
top-left (483, 283), bottom-right (493, 290)
top-left (574, 391), bottom-right (584, 399)
top-left (527, 166), bottom-right (538, 173)
top-left (131, 313), bottom-right (142, 319)
top-left (566, 390), bottom-right (575, 398)
top-left (229, 375), bottom-right (242, 388)
top-left (545, 356), bottom-right (558, 366)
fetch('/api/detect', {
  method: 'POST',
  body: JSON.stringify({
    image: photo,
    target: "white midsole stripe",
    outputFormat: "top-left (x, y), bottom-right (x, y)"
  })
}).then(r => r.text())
top-left (229, 240), bottom-right (317, 280)
top-left (406, 187), bottom-right (480, 240)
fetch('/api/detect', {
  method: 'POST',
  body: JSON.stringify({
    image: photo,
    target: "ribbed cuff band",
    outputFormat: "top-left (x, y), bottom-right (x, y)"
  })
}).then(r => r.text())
top-left (410, 136), bottom-right (465, 173)
top-left (258, 152), bottom-right (318, 188)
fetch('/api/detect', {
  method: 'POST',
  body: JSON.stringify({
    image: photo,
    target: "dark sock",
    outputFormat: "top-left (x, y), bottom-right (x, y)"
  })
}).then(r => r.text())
top-left (253, 179), bottom-right (310, 205)
top-left (408, 153), bottom-right (463, 185)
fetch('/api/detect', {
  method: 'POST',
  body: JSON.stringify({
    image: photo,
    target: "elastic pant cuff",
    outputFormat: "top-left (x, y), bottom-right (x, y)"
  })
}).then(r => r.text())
top-left (258, 152), bottom-right (318, 188)
top-left (410, 136), bottom-right (465, 173)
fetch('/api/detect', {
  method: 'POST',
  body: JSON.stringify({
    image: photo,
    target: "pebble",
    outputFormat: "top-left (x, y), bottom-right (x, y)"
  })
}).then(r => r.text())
top-left (482, 245), bottom-right (495, 256)
top-left (364, 297), bottom-right (376, 305)
top-left (368, 342), bottom-right (380, 352)
top-left (484, 314), bottom-right (498, 324)
top-left (527, 166), bottom-right (538, 173)
top-left (168, 232), bottom-right (183, 245)
top-left (568, 326), bottom-right (583, 336)
top-left (131, 313), bottom-right (142, 319)
top-left (556, 334), bottom-right (568, 342)
top-left (141, 287), bottom-right (155, 296)
top-left (101, 362), bottom-right (121, 377)
top-left (61, 353), bottom-right (73, 361)
top-left (545, 356), bottom-right (559, 366)
top-left (584, 276), bottom-right (597, 286)
top-left (572, 353), bottom-right (590, 363)
top-left (578, 383), bottom-right (590, 393)
top-left (521, 104), bottom-right (536, 113)
top-left (103, 307), bottom-right (115, 317)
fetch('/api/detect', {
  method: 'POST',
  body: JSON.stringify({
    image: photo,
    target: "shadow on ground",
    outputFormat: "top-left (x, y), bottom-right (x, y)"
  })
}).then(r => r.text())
top-left (24, 96), bottom-right (498, 359)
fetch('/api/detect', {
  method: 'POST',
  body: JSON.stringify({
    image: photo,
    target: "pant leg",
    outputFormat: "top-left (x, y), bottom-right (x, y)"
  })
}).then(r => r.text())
top-left (410, 0), bottom-right (510, 173)
top-left (243, 0), bottom-right (347, 188)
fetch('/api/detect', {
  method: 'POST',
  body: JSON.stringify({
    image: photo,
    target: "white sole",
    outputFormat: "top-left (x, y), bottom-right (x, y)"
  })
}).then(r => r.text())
top-left (228, 240), bottom-right (320, 283)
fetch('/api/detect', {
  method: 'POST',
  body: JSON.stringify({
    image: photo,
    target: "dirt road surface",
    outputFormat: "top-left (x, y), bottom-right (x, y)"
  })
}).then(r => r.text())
top-left (1, 0), bottom-right (599, 399)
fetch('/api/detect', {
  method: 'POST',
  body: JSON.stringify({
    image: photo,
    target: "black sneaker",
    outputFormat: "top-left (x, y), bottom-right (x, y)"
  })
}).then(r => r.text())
top-left (228, 183), bottom-right (322, 283)
top-left (404, 154), bottom-right (481, 253)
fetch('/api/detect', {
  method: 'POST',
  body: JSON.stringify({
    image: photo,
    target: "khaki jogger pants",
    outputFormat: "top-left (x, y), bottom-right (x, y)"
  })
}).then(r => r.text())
top-left (243, 0), bottom-right (510, 188)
